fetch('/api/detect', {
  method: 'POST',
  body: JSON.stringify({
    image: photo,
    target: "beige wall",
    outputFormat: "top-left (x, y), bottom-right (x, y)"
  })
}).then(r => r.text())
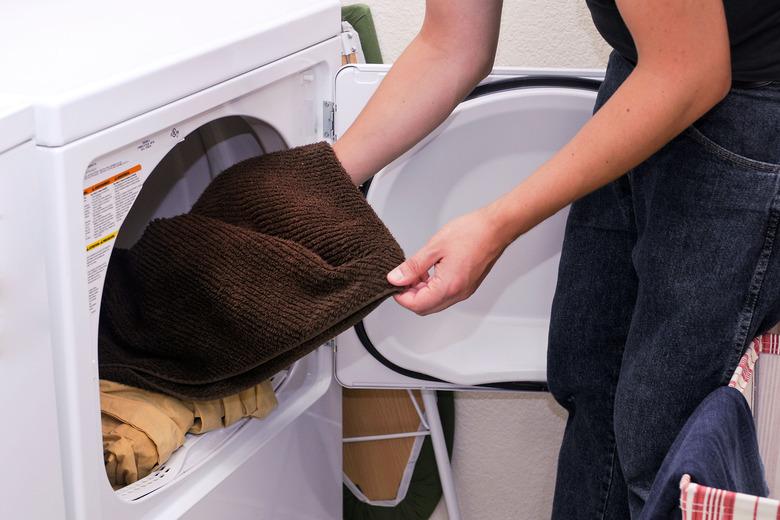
top-left (356, 0), bottom-right (610, 68)
top-left (343, 2), bottom-right (610, 518)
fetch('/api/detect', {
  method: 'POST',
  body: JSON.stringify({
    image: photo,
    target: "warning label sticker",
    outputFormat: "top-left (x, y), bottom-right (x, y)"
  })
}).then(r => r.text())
top-left (83, 162), bottom-right (143, 315)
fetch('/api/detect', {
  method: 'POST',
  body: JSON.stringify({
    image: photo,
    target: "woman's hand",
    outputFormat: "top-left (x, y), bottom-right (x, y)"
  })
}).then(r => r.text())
top-left (387, 208), bottom-right (508, 315)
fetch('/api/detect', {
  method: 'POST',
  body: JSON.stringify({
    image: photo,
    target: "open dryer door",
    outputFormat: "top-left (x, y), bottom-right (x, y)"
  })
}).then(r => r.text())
top-left (334, 65), bottom-right (602, 390)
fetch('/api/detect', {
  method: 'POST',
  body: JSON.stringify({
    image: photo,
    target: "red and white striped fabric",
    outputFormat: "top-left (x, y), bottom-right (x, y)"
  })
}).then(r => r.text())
top-left (679, 474), bottom-right (780, 519)
top-left (729, 338), bottom-right (760, 394)
top-left (757, 334), bottom-right (780, 356)
top-left (679, 333), bottom-right (780, 519)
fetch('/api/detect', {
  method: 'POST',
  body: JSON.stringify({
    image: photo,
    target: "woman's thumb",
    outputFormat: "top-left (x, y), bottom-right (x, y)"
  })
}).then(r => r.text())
top-left (387, 248), bottom-right (437, 286)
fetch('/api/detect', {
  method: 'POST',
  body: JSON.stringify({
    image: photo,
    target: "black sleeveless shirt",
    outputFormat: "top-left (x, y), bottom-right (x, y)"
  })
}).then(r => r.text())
top-left (585, 0), bottom-right (780, 82)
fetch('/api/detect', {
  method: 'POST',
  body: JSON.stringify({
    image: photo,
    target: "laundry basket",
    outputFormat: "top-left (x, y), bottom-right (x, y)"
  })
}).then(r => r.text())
top-left (679, 334), bottom-right (780, 519)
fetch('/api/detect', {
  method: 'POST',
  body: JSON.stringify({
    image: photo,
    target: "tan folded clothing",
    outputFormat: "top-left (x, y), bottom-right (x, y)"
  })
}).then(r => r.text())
top-left (188, 381), bottom-right (279, 434)
top-left (100, 379), bottom-right (277, 488)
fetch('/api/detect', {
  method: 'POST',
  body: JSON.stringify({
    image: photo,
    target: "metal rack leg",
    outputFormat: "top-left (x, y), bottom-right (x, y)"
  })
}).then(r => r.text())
top-left (421, 389), bottom-right (461, 520)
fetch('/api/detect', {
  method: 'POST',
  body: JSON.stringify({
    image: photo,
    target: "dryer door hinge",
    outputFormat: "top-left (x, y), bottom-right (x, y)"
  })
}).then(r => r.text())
top-left (323, 101), bottom-right (336, 140)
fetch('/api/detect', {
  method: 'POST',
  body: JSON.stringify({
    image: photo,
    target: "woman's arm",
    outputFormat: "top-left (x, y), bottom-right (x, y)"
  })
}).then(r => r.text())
top-left (333, 0), bottom-right (503, 185)
top-left (390, 0), bottom-right (732, 315)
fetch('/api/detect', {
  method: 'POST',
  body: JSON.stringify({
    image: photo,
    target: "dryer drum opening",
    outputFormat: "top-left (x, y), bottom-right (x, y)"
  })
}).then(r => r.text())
top-left (98, 142), bottom-right (404, 400)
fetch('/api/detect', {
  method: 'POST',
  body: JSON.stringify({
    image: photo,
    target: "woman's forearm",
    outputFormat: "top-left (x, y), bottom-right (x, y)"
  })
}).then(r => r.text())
top-left (486, 65), bottom-right (729, 245)
top-left (384, 0), bottom-right (734, 316)
top-left (485, 0), bottom-right (732, 246)
top-left (333, 1), bottom-right (502, 185)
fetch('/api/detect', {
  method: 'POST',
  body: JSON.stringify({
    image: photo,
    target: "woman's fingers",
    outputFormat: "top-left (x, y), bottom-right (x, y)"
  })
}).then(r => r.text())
top-left (387, 244), bottom-right (440, 287)
top-left (392, 273), bottom-right (449, 315)
top-left (388, 208), bottom-right (508, 315)
top-left (388, 239), bottom-right (447, 314)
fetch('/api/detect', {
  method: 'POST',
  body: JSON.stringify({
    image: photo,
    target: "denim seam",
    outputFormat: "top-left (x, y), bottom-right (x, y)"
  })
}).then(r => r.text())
top-left (685, 127), bottom-right (780, 173)
top-left (723, 184), bottom-right (780, 384)
top-left (598, 441), bottom-right (620, 520)
top-left (597, 368), bottom-right (621, 520)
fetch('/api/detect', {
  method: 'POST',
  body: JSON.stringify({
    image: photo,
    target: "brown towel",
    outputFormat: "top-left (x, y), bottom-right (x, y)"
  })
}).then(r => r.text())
top-left (101, 379), bottom-right (277, 488)
top-left (98, 142), bottom-right (404, 399)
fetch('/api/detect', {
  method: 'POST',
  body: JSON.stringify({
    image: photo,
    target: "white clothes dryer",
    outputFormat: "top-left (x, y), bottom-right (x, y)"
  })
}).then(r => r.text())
top-left (0, 1), bottom-right (605, 518)
top-left (0, 98), bottom-right (68, 520)
top-left (1, 2), bottom-right (344, 519)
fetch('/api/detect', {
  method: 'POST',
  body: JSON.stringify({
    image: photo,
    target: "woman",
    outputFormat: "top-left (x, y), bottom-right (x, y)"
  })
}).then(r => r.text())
top-left (333, 1), bottom-right (780, 518)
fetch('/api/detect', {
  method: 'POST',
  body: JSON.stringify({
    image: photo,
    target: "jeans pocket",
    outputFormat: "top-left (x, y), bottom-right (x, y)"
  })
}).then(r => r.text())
top-left (686, 125), bottom-right (780, 173)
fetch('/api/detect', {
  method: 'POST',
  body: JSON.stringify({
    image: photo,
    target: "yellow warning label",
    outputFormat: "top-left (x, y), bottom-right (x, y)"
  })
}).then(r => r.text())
top-left (86, 231), bottom-right (117, 251)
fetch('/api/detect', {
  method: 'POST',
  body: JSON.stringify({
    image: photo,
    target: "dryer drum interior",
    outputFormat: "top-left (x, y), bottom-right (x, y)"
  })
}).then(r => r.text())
top-left (93, 115), bottom-right (305, 500)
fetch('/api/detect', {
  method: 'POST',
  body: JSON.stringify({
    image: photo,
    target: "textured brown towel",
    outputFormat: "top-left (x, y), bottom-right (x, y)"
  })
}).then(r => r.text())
top-left (98, 142), bottom-right (404, 399)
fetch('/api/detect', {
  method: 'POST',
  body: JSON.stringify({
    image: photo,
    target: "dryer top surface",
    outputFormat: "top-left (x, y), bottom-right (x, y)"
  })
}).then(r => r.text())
top-left (0, 96), bottom-right (33, 154)
top-left (0, 0), bottom-right (340, 146)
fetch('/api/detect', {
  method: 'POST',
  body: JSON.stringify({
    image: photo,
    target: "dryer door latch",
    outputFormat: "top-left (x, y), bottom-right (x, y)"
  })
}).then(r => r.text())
top-left (323, 101), bottom-right (336, 141)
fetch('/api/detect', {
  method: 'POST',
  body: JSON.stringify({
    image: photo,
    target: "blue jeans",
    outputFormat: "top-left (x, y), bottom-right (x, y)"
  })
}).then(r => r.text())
top-left (548, 51), bottom-right (780, 519)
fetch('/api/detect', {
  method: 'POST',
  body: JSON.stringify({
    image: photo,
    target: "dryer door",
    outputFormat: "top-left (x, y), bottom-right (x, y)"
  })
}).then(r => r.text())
top-left (334, 65), bottom-right (601, 390)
